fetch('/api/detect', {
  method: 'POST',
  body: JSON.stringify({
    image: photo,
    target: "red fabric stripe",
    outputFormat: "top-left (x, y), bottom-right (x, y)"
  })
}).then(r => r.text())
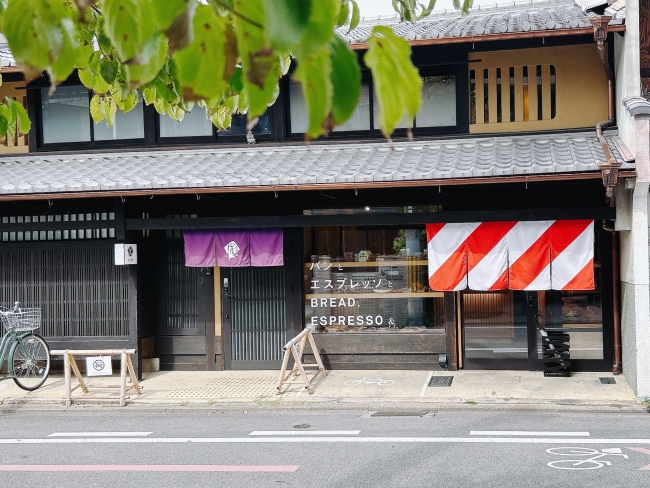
top-left (426, 223), bottom-right (445, 243)
top-left (429, 246), bottom-right (467, 291)
top-left (509, 227), bottom-right (552, 290)
top-left (549, 220), bottom-right (593, 257)
top-left (467, 221), bottom-right (517, 272)
top-left (561, 259), bottom-right (594, 290)
top-left (489, 269), bottom-right (509, 291)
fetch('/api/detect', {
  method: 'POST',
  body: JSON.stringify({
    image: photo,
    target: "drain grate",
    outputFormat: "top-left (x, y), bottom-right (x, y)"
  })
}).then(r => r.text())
top-left (429, 376), bottom-right (454, 387)
top-left (599, 377), bottom-right (616, 384)
top-left (371, 411), bottom-right (428, 417)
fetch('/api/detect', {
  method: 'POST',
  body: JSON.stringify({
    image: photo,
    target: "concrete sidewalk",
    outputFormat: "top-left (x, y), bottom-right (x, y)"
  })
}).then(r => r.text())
top-left (0, 369), bottom-right (647, 413)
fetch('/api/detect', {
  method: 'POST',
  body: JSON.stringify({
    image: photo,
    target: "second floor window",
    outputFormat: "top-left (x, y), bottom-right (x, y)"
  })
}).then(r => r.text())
top-left (41, 86), bottom-right (144, 144)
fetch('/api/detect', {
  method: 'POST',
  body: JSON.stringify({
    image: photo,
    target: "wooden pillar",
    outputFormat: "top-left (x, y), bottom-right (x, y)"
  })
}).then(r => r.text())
top-left (444, 292), bottom-right (458, 371)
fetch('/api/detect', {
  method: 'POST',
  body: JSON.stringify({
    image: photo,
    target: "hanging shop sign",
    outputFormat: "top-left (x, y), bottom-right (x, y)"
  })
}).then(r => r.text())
top-left (114, 243), bottom-right (138, 265)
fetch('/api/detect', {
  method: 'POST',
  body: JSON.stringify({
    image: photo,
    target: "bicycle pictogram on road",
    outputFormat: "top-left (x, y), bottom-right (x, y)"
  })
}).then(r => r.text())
top-left (546, 447), bottom-right (629, 470)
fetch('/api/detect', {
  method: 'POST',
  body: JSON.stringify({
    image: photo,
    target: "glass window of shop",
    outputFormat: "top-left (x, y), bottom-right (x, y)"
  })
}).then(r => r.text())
top-left (463, 228), bottom-right (604, 361)
top-left (304, 225), bottom-right (444, 333)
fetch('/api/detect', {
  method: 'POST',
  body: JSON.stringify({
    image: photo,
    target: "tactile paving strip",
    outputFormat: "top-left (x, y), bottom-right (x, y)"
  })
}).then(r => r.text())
top-left (166, 373), bottom-right (279, 398)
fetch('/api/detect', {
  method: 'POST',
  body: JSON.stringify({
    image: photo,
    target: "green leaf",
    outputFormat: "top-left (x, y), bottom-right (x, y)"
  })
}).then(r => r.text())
top-left (349, 1), bottom-right (360, 31)
top-left (2, 0), bottom-right (79, 80)
top-left (175, 5), bottom-right (228, 100)
top-left (234, 0), bottom-right (279, 120)
top-left (78, 67), bottom-right (96, 89)
top-left (0, 103), bottom-right (13, 139)
top-left (105, 96), bottom-right (118, 126)
top-left (103, 0), bottom-right (159, 62)
top-left (99, 57), bottom-right (119, 84)
top-left (336, 1), bottom-right (349, 27)
top-left (125, 34), bottom-right (168, 88)
top-left (293, 50), bottom-right (332, 139)
top-left (0, 106), bottom-right (10, 139)
top-left (329, 36), bottom-right (360, 127)
top-left (155, 0), bottom-right (199, 52)
top-left (295, 0), bottom-right (337, 59)
top-left (153, 0), bottom-right (190, 30)
top-left (364, 26), bottom-right (422, 138)
top-left (229, 66), bottom-right (244, 94)
top-left (6, 97), bottom-right (31, 135)
top-left (265, 0), bottom-right (312, 52)
top-left (90, 94), bottom-right (107, 123)
top-left (142, 86), bottom-right (157, 105)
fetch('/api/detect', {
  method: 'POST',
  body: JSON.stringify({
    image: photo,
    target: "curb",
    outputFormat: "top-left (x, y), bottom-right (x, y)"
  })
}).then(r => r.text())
top-left (1, 398), bottom-right (647, 414)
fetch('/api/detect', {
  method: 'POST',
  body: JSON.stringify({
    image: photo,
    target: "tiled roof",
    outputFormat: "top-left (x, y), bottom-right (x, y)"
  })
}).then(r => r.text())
top-left (339, 0), bottom-right (624, 44)
top-left (0, 45), bottom-right (16, 68)
top-left (0, 131), bottom-right (632, 197)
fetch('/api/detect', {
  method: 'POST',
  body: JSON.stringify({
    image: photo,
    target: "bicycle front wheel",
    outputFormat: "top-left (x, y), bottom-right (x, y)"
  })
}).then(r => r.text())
top-left (10, 334), bottom-right (50, 391)
top-left (547, 460), bottom-right (605, 470)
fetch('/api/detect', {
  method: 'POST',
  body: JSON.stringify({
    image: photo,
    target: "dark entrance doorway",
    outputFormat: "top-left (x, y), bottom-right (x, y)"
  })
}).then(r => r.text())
top-left (221, 267), bottom-right (289, 369)
top-left (156, 241), bottom-right (216, 370)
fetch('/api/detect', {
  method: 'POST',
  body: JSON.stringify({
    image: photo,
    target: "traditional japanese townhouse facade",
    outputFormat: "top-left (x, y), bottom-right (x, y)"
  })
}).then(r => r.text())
top-left (1, 1), bottom-right (642, 390)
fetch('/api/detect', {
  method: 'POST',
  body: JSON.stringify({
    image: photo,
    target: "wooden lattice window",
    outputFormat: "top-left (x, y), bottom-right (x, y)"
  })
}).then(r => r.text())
top-left (470, 64), bottom-right (556, 125)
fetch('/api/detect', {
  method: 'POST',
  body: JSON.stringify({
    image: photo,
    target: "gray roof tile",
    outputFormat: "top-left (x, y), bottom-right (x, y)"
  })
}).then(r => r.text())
top-left (340, 0), bottom-right (622, 44)
top-left (0, 131), bottom-right (633, 197)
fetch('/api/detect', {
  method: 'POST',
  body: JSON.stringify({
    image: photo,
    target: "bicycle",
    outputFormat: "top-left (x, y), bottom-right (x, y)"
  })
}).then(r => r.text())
top-left (546, 447), bottom-right (628, 470)
top-left (0, 302), bottom-right (50, 391)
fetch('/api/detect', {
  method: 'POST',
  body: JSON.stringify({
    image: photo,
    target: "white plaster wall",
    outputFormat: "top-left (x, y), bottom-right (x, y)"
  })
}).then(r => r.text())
top-left (614, 0), bottom-right (640, 152)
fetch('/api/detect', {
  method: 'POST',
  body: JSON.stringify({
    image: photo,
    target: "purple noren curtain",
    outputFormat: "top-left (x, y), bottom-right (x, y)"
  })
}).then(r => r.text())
top-left (183, 231), bottom-right (216, 267)
top-left (250, 229), bottom-right (284, 266)
top-left (216, 230), bottom-right (251, 267)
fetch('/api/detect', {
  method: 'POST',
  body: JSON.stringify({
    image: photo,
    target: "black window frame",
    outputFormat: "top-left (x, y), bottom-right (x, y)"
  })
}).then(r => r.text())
top-left (284, 61), bottom-right (468, 141)
top-left (29, 73), bottom-right (277, 152)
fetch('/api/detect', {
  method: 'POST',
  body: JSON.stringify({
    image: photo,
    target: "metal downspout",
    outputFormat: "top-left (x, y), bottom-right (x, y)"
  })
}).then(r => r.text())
top-left (591, 16), bottom-right (622, 373)
top-left (590, 16), bottom-right (622, 200)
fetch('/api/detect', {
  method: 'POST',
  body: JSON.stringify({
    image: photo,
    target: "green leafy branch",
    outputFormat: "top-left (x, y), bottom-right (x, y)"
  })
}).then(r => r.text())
top-left (0, 0), bottom-right (463, 143)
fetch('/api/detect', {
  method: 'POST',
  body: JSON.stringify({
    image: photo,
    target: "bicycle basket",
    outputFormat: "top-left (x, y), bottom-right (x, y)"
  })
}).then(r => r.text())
top-left (3, 308), bottom-right (41, 332)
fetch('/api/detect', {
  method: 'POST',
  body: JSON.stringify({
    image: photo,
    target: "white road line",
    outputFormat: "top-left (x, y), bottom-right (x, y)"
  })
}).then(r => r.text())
top-left (48, 432), bottom-right (153, 437)
top-left (249, 431), bottom-right (361, 436)
top-left (419, 371), bottom-right (433, 398)
top-left (470, 431), bottom-right (590, 437)
top-left (3, 436), bottom-right (649, 445)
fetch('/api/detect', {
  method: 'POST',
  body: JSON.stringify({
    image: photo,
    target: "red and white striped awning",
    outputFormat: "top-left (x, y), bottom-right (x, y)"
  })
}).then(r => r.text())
top-left (426, 220), bottom-right (594, 291)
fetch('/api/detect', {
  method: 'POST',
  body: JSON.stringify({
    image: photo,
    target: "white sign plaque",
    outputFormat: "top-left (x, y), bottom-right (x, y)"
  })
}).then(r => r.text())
top-left (85, 356), bottom-right (113, 376)
top-left (114, 244), bottom-right (138, 265)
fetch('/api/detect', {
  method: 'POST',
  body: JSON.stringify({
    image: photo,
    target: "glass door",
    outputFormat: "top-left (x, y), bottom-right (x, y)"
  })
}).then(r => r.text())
top-left (462, 291), bottom-right (539, 370)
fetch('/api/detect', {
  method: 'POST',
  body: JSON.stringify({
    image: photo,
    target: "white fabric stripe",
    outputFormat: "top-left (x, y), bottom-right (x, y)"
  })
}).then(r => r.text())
top-left (551, 223), bottom-right (594, 289)
top-left (427, 223), bottom-right (476, 279)
top-left (468, 234), bottom-right (508, 290)
top-left (524, 263), bottom-right (551, 290)
top-left (507, 220), bottom-right (554, 263)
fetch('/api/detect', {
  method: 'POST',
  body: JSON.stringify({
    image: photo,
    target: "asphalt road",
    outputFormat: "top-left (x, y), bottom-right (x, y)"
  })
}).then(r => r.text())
top-left (0, 408), bottom-right (648, 487)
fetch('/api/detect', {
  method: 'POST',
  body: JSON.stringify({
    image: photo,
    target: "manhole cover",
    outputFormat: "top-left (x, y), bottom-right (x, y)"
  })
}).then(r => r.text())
top-left (293, 424), bottom-right (310, 429)
top-left (600, 377), bottom-right (616, 384)
top-left (429, 376), bottom-right (454, 387)
top-left (371, 411), bottom-right (428, 417)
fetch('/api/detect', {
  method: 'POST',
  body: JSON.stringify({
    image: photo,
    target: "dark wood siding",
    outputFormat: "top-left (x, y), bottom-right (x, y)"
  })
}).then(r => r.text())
top-left (0, 246), bottom-right (130, 340)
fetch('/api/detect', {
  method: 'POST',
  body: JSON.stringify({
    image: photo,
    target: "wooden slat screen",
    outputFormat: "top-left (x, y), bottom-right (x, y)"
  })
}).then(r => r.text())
top-left (159, 244), bottom-right (201, 332)
top-left (230, 267), bottom-right (286, 361)
top-left (0, 247), bottom-right (129, 337)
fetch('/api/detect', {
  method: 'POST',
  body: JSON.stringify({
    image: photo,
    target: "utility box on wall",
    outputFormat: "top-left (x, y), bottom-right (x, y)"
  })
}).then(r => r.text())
top-left (115, 244), bottom-right (137, 265)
